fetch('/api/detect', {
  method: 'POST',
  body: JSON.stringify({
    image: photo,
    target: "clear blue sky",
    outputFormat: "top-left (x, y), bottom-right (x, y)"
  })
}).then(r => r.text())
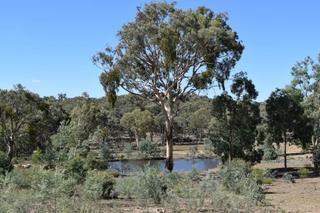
top-left (0, 0), bottom-right (319, 101)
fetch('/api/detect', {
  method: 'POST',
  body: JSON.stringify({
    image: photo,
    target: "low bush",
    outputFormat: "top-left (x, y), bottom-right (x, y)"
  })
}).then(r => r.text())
top-left (210, 187), bottom-right (256, 212)
top-left (251, 168), bottom-right (273, 185)
top-left (262, 144), bottom-right (278, 161)
top-left (138, 140), bottom-right (161, 159)
top-left (188, 166), bottom-right (201, 182)
top-left (84, 170), bottom-right (115, 200)
top-left (135, 167), bottom-right (167, 203)
top-left (115, 176), bottom-right (137, 199)
top-left (262, 177), bottom-right (273, 184)
top-left (64, 156), bottom-right (87, 183)
top-left (85, 154), bottom-right (108, 170)
top-left (0, 168), bottom-right (78, 212)
top-left (297, 167), bottom-right (309, 178)
top-left (0, 151), bottom-right (13, 175)
top-left (31, 148), bottom-right (43, 164)
top-left (3, 169), bottom-right (32, 189)
top-left (219, 159), bottom-right (264, 202)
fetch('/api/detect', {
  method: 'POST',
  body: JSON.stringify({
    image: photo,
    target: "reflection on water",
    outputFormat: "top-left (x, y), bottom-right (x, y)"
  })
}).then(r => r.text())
top-left (109, 158), bottom-right (221, 174)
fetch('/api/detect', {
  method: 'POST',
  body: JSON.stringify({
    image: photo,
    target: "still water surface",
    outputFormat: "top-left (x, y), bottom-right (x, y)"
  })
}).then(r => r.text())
top-left (109, 158), bottom-right (221, 173)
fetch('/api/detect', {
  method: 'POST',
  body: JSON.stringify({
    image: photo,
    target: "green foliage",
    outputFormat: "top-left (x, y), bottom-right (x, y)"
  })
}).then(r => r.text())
top-left (297, 167), bottom-right (309, 178)
top-left (290, 54), bottom-right (320, 153)
top-left (84, 170), bottom-right (115, 200)
top-left (94, 2), bottom-right (243, 105)
top-left (99, 69), bottom-right (120, 107)
top-left (210, 187), bottom-right (257, 212)
top-left (135, 167), bottom-right (167, 203)
top-left (262, 143), bottom-right (278, 161)
top-left (251, 168), bottom-right (273, 185)
top-left (266, 88), bottom-right (311, 168)
top-left (64, 156), bottom-right (87, 183)
top-left (0, 168), bottom-right (79, 212)
top-left (120, 109), bottom-right (154, 145)
top-left (115, 176), bottom-right (137, 199)
top-left (209, 73), bottom-right (261, 163)
top-left (0, 151), bottom-right (13, 175)
top-left (138, 139), bottom-right (160, 159)
top-left (3, 169), bottom-right (32, 189)
top-left (94, 2), bottom-right (244, 171)
top-left (31, 147), bottom-right (43, 164)
top-left (188, 166), bottom-right (201, 182)
top-left (219, 159), bottom-right (264, 202)
top-left (84, 152), bottom-right (107, 170)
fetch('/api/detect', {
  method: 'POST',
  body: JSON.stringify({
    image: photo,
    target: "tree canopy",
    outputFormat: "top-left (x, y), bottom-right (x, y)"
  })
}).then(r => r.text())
top-left (93, 2), bottom-right (243, 171)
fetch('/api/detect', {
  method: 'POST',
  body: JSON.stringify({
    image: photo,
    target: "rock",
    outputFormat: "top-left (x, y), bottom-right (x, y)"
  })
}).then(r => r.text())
top-left (22, 163), bottom-right (31, 168)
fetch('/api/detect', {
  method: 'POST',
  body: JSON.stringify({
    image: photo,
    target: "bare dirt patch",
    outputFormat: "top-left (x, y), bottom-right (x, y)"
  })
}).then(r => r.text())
top-left (265, 177), bottom-right (320, 213)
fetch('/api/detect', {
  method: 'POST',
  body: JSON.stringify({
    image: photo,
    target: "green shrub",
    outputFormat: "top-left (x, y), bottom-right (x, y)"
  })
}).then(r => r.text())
top-left (138, 140), bottom-right (160, 159)
top-left (220, 160), bottom-right (251, 192)
top-left (31, 148), bottom-right (43, 164)
top-left (4, 169), bottom-right (32, 189)
top-left (84, 170), bottom-right (115, 200)
top-left (135, 167), bottom-right (167, 203)
top-left (0, 151), bottom-right (13, 175)
top-left (251, 168), bottom-right (273, 185)
top-left (42, 147), bottom-right (56, 167)
top-left (210, 187), bottom-right (256, 212)
top-left (262, 144), bottom-right (278, 161)
top-left (188, 166), bottom-right (201, 182)
top-left (64, 156), bottom-right (87, 182)
top-left (84, 152), bottom-right (108, 170)
top-left (297, 167), bottom-right (309, 178)
top-left (262, 177), bottom-right (273, 184)
top-left (0, 168), bottom-right (78, 212)
top-left (219, 159), bottom-right (264, 202)
top-left (115, 176), bottom-right (137, 199)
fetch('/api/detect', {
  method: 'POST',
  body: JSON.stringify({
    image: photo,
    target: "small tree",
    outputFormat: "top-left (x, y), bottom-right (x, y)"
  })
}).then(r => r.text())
top-left (209, 72), bottom-right (260, 163)
top-left (0, 85), bottom-right (45, 159)
top-left (120, 109), bottom-right (154, 147)
top-left (265, 88), bottom-right (311, 169)
top-left (94, 2), bottom-right (243, 171)
top-left (290, 54), bottom-right (320, 167)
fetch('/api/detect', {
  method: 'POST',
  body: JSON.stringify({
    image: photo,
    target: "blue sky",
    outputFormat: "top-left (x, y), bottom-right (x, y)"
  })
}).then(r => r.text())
top-left (0, 0), bottom-right (319, 101)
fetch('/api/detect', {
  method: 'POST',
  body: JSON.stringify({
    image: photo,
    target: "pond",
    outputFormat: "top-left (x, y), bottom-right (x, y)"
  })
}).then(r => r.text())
top-left (108, 158), bottom-right (221, 174)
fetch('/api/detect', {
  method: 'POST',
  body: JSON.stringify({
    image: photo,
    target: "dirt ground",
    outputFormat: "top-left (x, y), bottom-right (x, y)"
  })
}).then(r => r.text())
top-left (257, 145), bottom-right (319, 213)
top-left (264, 177), bottom-right (320, 213)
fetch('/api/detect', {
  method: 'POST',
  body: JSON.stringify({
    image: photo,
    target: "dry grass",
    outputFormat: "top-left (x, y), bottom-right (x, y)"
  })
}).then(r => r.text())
top-left (172, 144), bottom-right (206, 159)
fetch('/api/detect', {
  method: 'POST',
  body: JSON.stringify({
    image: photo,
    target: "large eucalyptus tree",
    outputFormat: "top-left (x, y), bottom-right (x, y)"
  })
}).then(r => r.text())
top-left (93, 2), bottom-right (243, 171)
